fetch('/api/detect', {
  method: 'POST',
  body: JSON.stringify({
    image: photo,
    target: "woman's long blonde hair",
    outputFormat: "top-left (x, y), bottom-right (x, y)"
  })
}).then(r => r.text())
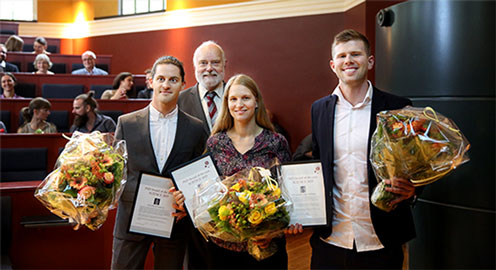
top-left (211, 74), bottom-right (274, 135)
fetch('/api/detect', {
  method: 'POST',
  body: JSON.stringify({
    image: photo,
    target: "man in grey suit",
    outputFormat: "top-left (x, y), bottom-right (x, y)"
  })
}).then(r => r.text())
top-left (178, 41), bottom-right (226, 134)
top-left (111, 56), bottom-right (207, 269)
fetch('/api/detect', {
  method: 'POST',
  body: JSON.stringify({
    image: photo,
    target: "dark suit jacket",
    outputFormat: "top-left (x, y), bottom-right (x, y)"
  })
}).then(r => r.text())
top-left (2, 61), bottom-right (19, 72)
top-left (311, 86), bottom-right (416, 248)
top-left (113, 105), bottom-right (207, 241)
top-left (177, 84), bottom-right (209, 134)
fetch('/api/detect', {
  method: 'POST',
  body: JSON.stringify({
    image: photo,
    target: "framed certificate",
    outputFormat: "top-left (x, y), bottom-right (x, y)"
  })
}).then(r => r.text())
top-left (280, 160), bottom-right (328, 227)
top-left (128, 172), bottom-right (175, 238)
top-left (170, 153), bottom-right (220, 226)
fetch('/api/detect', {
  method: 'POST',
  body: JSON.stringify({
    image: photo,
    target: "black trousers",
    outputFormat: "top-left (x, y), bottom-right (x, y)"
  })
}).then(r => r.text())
top-left (310, 236), bottom-right (403, 269)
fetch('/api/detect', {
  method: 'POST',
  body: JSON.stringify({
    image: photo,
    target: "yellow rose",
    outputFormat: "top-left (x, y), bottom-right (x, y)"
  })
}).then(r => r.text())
top-left (248, 209), bottom-right (264, 225)
top-left (264, 202), bottom-right (277, 216)
top-left (238, 190), bottom-right (252, 204)
top-left (273, 188), bottom-right (281, 198)
top-left (231, 183), bottom-right (241, 192)
top-left (218, 205), bottom-right (233, 221)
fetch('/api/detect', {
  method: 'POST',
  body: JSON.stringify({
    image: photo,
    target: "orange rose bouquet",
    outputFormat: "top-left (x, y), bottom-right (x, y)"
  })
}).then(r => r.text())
top-left (370, 106), bottom-right (470, 212)
top-left (35, 131), bottom-right (127, 230)
top-left (194, 166), bottom-right (291, 260)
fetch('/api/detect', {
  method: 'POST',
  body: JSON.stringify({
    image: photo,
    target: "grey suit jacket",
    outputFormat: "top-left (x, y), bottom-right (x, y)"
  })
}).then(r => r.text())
top-left (177, 84), bottom-right (210, 135)
top-left (113, 105), bottom-right (207, 241)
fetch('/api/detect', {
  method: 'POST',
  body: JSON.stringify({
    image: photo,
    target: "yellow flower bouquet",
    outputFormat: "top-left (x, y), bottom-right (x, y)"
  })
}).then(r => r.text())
top-left (370, 106), bottom-right (470, 212)
top-left (35, 131), bottom-right (128, 230)
top-left (194, 166), bottom-right (291, 260)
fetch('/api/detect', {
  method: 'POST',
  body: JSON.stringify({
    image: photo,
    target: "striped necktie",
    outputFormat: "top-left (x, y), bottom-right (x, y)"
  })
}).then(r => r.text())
top-left (205, 91), bottom-right (217, 124)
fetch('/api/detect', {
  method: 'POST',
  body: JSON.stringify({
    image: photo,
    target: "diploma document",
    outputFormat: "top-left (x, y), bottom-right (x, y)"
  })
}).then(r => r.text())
top-left (280, 161), bottom-right (327, 227)
top-left (128, 172), bottom-right (175, 238)
top-left (170, 154), bottom-right (220, 225)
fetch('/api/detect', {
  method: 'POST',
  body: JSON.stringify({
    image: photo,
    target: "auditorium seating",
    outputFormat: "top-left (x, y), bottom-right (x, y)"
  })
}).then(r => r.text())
top-left (28, 62), bottom-right (67, 74)
top-left (5, 52), bottom-right (112, 74)
top-left (90, 84), bottom-right (112, 99)
top-left (10, 73), bottom-right (146, 97)
top-left (22, 44), bottom-right (58, 54)
top-left (99, 110), bottom-right (123, 123)
top-left (17, 111), bottom-right (70, 132)
top-left (15, 83), bottom-right (36, 98)
top-left (42, 84), bottom-right (85, 99)
top-left (0, 148), bottom-right (48, 182)
top-left (1, 111), bottom-right (11, 132)
top-left (1, 99), bottom-right (149, 132)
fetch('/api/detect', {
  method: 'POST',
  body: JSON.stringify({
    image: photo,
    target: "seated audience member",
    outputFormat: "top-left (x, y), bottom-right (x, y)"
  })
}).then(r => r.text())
top-left (5, 35), bottom-right (24, 52)
top-left (101, 72), bottom-right (134, 100)
top-left (70, 91), bottom-right (116, 133)
top-left (33, 54), bottom-right (54, 75)
top-left (0, 121), bottom-right (7, 133)
top-left (17, 97), bottom-right (57, 134)
top-left (292, 134), bottom-right (313, 161)
top-left (72, 51), bottom-right (109, 75)
top-left (0, 44), bottom-right (19, 72)
top-left (1, 72), bottom-right (23, 99)
top-left (136, 69), bottom-right (153, 99)
top-left (32, 36), bottom-right (50, 54)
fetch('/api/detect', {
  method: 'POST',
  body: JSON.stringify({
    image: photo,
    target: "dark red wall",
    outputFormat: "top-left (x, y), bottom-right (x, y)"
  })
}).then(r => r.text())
top-left (79, 1), bottom-right (402, 151)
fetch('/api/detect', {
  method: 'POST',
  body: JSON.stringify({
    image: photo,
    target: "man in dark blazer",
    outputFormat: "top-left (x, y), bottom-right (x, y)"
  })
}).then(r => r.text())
top-left (310, 29), bottom-right (416, 269)
top-left (111, 56), bottom-right (207, 269)
top-left (0, 44), bottom-right (19, 72)
top-left (178, 40), bottom-right (226, 134)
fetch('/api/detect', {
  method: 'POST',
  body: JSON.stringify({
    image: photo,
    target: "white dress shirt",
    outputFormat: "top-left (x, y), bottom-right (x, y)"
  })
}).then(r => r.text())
top-left (149, 105), bottom-right (178, 171)
top-left (323, 81), bottom-right (384, 252)
top-left (198, 84), bottom-right (224, 130)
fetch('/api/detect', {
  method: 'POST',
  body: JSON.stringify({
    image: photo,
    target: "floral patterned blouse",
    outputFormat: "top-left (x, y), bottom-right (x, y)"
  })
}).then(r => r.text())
top-left (206, 128), bottom-right (291, 177)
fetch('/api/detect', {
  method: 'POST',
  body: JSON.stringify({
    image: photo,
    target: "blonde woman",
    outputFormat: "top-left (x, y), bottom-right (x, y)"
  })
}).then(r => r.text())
top-left (205, 74), bottom-right (291, 269)
top-left (33, 54), bottom-right (54, 74)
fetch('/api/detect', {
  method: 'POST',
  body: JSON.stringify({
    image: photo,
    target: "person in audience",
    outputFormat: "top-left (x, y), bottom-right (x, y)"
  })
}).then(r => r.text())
top-left (292, 133), bottom-right (313, 161)
top-left (33, 53), bottom-right (54, 75)
top-left (178, 40), bottom-right (227, 134)
top-left (0, 44), bottom-right (19, 72)
top-left (70, 91), bottom-right (116, 133)
top-left (32, 36), bottom-right (50, 54)
top-left (1, 72), bottom-right (23, 99)
top-left (5, 35), bottom-right (24, 52)
top-left (136, 69), bottom-right (153, 99)
top-left (111, 56), bottom-right (207, 269)
top-left (0, 121), bottom-right (7, 133)
top-left (72, 50), bottom-right (109, 75)
top-left (17, 97), bottom-right (57, 134)
top-left (101, 72), bottom-right (133, 100)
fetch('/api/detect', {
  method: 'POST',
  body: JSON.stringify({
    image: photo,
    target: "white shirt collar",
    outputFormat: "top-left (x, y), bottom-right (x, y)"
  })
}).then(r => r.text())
top-left (149, 104), bottom-right (178, 121)
top-left (333, 80), bottom-right (373, 108)
top-left (0, 61), bottom-right (6, 68)
top-left (198, 83), bottom-right (224, 99)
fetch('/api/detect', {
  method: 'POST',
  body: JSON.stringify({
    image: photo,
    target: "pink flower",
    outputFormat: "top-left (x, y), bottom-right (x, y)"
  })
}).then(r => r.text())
top-left (103, 172), bottom-right (114, 184)
top-left (78, 186), bottom-right (96, 200)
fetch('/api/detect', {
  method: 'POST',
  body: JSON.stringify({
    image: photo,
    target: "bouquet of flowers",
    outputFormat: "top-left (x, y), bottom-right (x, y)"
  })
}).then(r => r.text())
top-left (35, 131), bottom-right (127, 230)
top-left (370, 106), bottom-right (470, 212)
top-left (193, 166), bottom-right (291, 260)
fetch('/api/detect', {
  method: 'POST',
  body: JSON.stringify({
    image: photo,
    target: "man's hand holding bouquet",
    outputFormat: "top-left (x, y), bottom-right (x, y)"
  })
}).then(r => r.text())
top-left (370, 106), bottom-right (470, 212)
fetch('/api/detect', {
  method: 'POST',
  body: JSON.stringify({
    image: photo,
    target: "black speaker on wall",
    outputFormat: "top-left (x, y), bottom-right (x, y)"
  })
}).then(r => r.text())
top-left (375, 0), bottom-right (495, 269)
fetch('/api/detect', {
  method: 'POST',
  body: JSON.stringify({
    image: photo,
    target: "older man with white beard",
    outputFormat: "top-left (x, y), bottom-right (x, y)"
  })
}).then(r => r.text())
top-left (178, 40), bottom-right (226, 134)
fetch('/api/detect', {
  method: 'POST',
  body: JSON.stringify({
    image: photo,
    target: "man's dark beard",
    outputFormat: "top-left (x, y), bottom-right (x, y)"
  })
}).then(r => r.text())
top-left (74, 113), bottom-right (89, 128)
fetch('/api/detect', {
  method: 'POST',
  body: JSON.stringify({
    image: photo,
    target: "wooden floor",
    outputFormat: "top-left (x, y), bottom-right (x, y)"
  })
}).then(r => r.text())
top-left (286, 229), bottom-right (313, 270)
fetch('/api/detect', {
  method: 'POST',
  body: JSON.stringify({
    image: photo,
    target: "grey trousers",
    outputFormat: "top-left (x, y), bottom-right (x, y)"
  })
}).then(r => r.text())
top-left (111, 236), bottom-right (186, 269)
